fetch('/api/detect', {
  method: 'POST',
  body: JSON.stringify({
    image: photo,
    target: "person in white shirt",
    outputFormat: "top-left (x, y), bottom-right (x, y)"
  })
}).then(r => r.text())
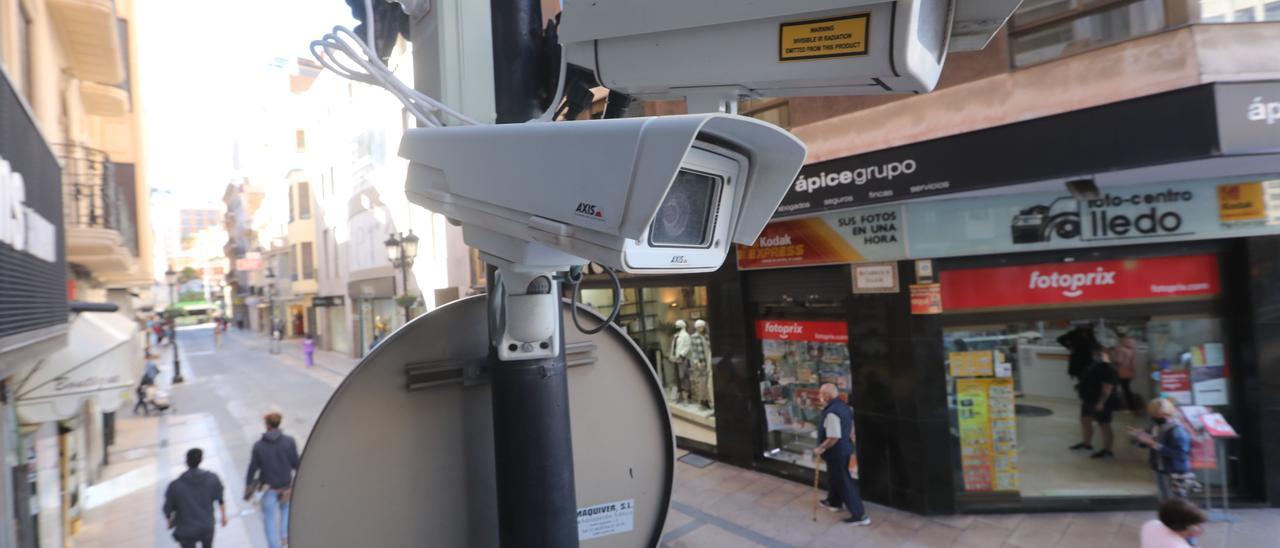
top-left (1140, 498), bottom-right (1206, 548)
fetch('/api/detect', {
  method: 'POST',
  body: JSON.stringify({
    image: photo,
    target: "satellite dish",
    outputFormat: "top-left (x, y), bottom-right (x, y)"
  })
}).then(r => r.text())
top-left (290, 297), bottom-right (673, 547)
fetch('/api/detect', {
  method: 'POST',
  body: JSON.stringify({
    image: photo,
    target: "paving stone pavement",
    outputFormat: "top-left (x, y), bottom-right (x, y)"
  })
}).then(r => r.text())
top-left (72, 326), bottom-right (1280, 547)
top-left (662, 451), bottom-right (1280, 547)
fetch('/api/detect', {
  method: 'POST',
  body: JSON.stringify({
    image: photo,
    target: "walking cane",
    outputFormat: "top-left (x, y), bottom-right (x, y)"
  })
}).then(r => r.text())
top-left (811, 461), bottom-right (820, 522)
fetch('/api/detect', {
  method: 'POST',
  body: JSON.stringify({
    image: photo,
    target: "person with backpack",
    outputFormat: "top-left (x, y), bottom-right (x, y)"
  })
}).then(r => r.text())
top-left (813, 383), bottom-right (871, 526)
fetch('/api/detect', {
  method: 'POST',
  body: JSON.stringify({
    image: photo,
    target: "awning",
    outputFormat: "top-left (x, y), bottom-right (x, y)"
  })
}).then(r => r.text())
top-left (12, 312), bottom-right (141, 423)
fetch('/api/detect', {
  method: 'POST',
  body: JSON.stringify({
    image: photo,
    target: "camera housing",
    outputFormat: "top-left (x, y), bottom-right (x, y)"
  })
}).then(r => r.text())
top-left (559, 0), bottom-right (1022, 100)
top-left (400, 114), bottom-right (807, 274)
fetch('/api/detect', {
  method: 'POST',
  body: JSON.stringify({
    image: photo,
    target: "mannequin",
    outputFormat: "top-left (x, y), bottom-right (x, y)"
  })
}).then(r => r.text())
top-left (689, 319), bottom-right (713, 409)
top-left (670, 320), bottom-right (692, 402)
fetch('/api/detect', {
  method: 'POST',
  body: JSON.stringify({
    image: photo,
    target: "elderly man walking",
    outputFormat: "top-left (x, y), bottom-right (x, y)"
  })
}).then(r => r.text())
top-left (813, 383), bottom-right (871, 525)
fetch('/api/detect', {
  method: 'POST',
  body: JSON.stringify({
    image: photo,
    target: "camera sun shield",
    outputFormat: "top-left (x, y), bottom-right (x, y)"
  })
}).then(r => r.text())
top-left (400, 113), bottom-right (806, 274)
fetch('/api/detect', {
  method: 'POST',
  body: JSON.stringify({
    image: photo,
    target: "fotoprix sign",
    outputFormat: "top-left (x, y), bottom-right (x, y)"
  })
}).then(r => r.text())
top-left (940, 254), bottom-right (1221, 311)
top-left (755, 320), bottom-right (849, 343)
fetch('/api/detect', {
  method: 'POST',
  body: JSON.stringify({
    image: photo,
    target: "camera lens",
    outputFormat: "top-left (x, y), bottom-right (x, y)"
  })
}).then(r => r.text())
top-left (649, 169), bottom-right (719, 247)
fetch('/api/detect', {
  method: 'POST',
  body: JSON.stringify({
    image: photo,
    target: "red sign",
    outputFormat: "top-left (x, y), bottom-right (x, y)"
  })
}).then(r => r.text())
top-left (755, 320), bottom-right (849, 343)
top-left (940, 254), bottom-right (1220, 311)
top-left (1201, 413), bottom-right (1239, 438)
top-left (910, 283), bottom-right (943, 314)
top-left (235, 257), bottom-right (264, 271)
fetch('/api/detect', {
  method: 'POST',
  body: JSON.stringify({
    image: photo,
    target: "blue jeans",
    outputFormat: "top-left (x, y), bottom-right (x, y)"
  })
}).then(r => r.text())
top-left (824, 451), bottom-right (867, 518)
top-left (261, 488), bottom-right (290, 548)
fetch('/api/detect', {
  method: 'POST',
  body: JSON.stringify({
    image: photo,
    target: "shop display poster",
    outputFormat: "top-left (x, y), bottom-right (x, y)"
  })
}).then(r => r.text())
top-left (988, 379), bottom-right (1020, 491)
top-left (1192, 366), bottom-right (1229, 406)
top-left (1160, 370), bottom-right (1194, 405)
top-left (910, 283), bottom-right (943, 314)
top-left (1202, 413), bottom-right (1239, 438)
top-left (956, 379), bottom-right (994, 491)
top-left (949, 350), bottom-right (995, 378)
top-left (737, 205), bottom-right (906, 270)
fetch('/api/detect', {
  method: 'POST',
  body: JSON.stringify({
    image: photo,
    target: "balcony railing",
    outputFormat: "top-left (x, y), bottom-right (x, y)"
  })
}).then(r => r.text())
top-left (55, 143), bottom-right (138, 256)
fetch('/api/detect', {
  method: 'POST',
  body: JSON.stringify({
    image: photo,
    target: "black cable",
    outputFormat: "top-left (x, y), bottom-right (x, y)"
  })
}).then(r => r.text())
top-left (602, 90), bottom-right (634, 119)
top-left (569, 266), bottom-right (622, 334)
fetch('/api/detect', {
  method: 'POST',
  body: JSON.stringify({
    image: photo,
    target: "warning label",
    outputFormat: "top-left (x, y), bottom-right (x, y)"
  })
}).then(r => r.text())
top-left (779, 14), bottom-right (870, 61)
top-left (577, 499), bottom-right (635, 541)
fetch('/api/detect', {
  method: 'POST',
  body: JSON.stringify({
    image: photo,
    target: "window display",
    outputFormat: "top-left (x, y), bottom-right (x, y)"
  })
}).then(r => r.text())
top-left (756, 319), bottom-right (851, 467)
top-left (945, 314), bottom-right (1233, 499)
top-left (579, 285), bottom-right (717, 447)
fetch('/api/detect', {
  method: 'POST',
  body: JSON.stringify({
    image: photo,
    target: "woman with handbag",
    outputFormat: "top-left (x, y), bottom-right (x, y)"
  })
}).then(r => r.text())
top-left (1128, 398), bottom-right (1197, 500)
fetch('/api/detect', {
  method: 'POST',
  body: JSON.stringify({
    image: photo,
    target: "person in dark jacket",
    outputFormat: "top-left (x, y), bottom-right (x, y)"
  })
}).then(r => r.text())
top-left (813, 383), bottom-right (871, 526)
top-left (245, 412), bottom-right (300, 548)
top-left (164, 448), bottom-right (226, 548)
top-left (1057, 323), bottom-right (1100, 380)
top-left (1129, 398), bottom-right (1197, 500)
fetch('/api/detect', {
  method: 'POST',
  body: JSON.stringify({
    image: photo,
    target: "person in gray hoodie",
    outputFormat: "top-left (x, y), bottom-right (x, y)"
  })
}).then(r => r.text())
top-left (245, 412), bottom-right (300, 548)
top-left (164, 448), bottom-right (226, 547)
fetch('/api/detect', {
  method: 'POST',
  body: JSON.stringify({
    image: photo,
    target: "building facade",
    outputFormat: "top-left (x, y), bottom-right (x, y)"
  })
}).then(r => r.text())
top-left (591, 11), bottom-right (1280, 516)
top-left (1, 0), bottom-right (152, 546)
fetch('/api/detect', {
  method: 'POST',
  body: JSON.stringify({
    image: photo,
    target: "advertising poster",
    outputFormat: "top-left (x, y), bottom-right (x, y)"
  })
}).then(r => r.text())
top-left (737, 205), bottom-right (905, 270)
top-left (1191, 342), bottom-right (1229, 406)
top-left (956, 379), bottom-right (994, 491)
top-left (757, 320), bottom-right (851, 433)
top-left (988, 379), bottom-right (1020, 491)
top-left (1202, 413), bottom-right (1239, 438)
top-left (949, 350), bottom-right (995, 378)
top-left (1160, 370), bottom-right (1194, 405)
top-left (1217, 181), bottom-right (1280, 226)
top-left (910, 283), bottom-right (943, 314)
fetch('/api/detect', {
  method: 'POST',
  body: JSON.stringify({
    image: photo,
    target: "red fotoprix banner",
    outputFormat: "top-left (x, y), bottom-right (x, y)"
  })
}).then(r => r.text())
top-left (941, 254), bottom-right (1220, 311)
top-left (755, 320), bottom-right (849, 343)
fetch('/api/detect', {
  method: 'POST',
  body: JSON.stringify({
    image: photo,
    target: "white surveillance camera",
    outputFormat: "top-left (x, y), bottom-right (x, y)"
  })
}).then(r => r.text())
top-left (400, 114), bottom-right (806, 274)
top-left (560, 0), bottom-right (1021, 102)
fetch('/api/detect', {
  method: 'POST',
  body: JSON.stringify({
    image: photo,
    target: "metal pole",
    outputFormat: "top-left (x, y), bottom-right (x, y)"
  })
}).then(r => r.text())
top-left (170, 284), bottom-right (184, 383)
top-left (487, 268), bottom-right (578, 548)
top-left (490, 0), bottom-right (546, 123)
top-left (401, 260), bottom-right (411, 323)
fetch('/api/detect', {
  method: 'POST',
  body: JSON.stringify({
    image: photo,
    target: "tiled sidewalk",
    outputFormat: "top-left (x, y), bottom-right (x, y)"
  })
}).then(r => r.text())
top-left (663, 451), bottom-right (1280, 548)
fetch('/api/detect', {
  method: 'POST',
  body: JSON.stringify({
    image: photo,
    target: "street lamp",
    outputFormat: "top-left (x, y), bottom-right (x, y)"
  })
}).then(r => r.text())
top-left (384, 230), bottom-right (420, 323)
top-left (164, 267), bottom-right (184, 383)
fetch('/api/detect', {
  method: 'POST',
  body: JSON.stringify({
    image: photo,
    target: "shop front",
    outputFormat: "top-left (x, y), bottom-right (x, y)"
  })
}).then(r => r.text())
top-left (349, 276), bottom-right (396, 357)
top-left (314, 296), bottom-right (350, 354)
top-left (2, 65), bottom-right (69, 548)
top-left (577, 273), bottom-right (720, 451)
top-left (706, 81), bottom-right (1280, 514)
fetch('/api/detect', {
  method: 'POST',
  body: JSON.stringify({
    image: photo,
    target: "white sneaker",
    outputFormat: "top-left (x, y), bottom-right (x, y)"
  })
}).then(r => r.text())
top-left (843, 515), bottom-right (871, 526)
top-left (818, 500), bottom-right (840, 513)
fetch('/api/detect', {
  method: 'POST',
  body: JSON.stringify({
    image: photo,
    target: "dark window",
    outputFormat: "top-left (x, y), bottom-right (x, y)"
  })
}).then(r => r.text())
top-left (301, 242), bottom-right (315, 280)
top-left (18, 3), bottom-right (33, 101)
top-left (298, 182), bottom-right (311, 220)
top-left (322, 229), bottom-right (331, 278)
top-left (1009, 0), bottom-right (1166, 67)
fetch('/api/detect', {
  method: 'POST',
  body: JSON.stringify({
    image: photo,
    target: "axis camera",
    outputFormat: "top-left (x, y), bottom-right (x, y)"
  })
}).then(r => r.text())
top-left (400, 113), bottom-right (807, 275)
